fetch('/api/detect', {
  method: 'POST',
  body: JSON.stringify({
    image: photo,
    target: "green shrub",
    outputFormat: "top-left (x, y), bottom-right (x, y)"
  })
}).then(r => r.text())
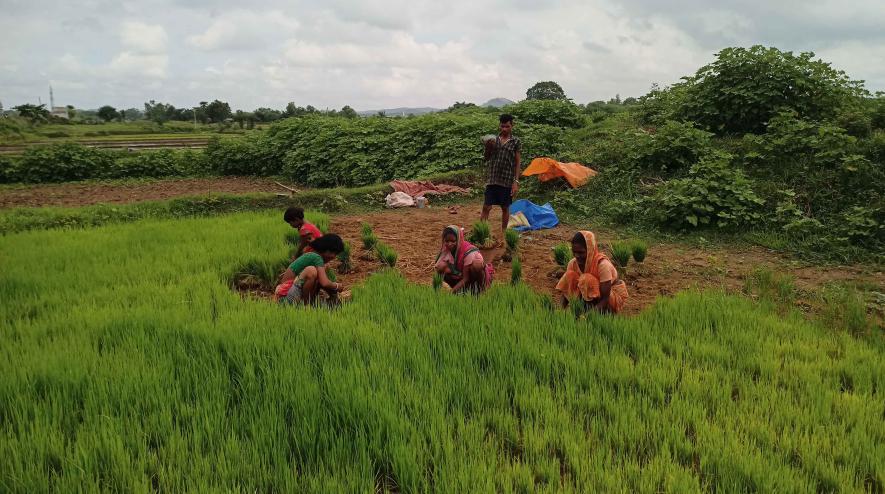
top-left (511, 257), bottom-right (522, 284)
top-left (15, 143), bottom-right (115, 182)
top-left (552, 243), bottom-right (571, 268)
top-left (611, 242), bottom-right (631, 268)
top-left (631, 241), bottom-right (648, 262)
top-left (625, 121), bottom-right (714, 174)
top-left (205, 136), bottom-right (281, 176)
top-left (376, 242), bottom-right (398, 267)
top-left (647, 152), bottom-right (765, 229)
top-left (468, 221), bottom-right (491, 247)
top-left (504, 99), bottom-right (585, 128)
top-left (838, 206), bottom-right (883, 245)
top-left (672, 45), bottom-right (866, 134)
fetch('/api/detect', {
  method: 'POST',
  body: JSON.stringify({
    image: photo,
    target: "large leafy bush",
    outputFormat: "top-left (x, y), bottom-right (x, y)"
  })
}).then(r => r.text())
top-left (504, 99), bottom-right (585, 128)
top-left (640, 46), bottom-right (866, 134)
top-left (15, 143), bottom-right (115, 182)
top-left (647, 152), bottom-right (764, 229)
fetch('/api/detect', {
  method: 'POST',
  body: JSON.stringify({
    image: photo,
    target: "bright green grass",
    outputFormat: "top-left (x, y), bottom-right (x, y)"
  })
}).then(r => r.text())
top-left (1, 212), bottom-right (883, 492)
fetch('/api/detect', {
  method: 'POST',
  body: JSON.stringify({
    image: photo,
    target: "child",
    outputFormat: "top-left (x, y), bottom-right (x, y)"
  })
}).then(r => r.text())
top-left (555, 231), bottom-right (628, 314)
top-left (434, 225), bottom-right (494, 294)
top-left (275, 234), bottom-right (345, 305)
top-left (284, 206), bottom-right (323, 258)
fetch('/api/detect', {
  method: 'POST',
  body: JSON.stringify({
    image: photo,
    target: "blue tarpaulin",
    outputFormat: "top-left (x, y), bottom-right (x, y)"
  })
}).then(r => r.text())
top-left (509, 199), bottom-right (559, 231)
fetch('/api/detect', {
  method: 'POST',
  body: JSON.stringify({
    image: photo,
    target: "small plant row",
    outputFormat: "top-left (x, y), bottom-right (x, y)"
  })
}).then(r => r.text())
top-left (361, 222), bottom-right (397, 267)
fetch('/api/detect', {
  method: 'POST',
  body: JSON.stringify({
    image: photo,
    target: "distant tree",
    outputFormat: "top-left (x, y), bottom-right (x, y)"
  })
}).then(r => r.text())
top-left (283, 102), bottom-right (319, 117)
top-left (253, 107), bottom-right (282, 122)
top-left (339, 105), bottom-right (358, 118)
top-left (205, 99), bottom-right (232, 123)
top-left (13, 103), bottom-right (50, 123)
top-left (447, 101), bottom-right (478, 111)
top-left (623, 97), bottom-right (638, 105)
top-left (233, 110), bottom-right (256, 129)
top-left (526, 81), bottom-right (568, 101)
top-left (122, 107), bottom-right (143, 121)
top-left (97, 105), bottom-right (119, 122)
top-left (144, 100), bottom-right (175, 125)
top-left (65, 104), bottom-right (76, 119)
top-left (118, 109), bottom-right (126, 121)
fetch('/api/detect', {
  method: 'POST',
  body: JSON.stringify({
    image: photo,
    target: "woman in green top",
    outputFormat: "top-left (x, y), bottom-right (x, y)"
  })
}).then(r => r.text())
top-left (275, 234), bottom-right (346, 305)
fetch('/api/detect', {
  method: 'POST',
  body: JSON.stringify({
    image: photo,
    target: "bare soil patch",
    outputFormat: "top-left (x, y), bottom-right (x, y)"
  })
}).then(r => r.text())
top-left (267, 203), bottom-right (885, 317)
top-left (0, 177), bottom-right (295, 209)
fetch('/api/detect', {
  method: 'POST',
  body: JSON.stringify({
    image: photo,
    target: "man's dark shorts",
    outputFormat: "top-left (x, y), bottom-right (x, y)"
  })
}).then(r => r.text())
top-left (484, 184), bottom-right (512, 207)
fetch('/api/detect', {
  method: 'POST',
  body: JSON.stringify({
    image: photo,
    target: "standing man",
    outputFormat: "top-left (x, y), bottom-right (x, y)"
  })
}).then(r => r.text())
top-left (481, 114), bottom-right (521, 240)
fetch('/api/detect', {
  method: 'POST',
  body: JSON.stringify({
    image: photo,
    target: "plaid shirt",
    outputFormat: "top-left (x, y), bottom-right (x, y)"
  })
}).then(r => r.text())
top-left (485, 135), bottom-right (521, 187)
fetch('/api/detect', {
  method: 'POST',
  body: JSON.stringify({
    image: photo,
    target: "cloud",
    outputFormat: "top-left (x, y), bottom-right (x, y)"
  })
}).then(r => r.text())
top-left (187, 10), bottom-right (299, 51)
top-left (109, 52), bottom-right (169, 79)
top-left (120, 21), bottom-right (168, 54)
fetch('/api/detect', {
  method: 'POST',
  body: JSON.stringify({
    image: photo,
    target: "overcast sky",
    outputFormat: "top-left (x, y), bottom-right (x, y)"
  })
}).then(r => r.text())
top-left (2, 0), bottom-right (884, 111)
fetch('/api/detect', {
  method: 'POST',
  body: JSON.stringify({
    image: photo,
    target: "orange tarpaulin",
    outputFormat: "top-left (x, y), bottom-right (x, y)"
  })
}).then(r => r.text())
top-left (522, 157), bottom-right (597, 188)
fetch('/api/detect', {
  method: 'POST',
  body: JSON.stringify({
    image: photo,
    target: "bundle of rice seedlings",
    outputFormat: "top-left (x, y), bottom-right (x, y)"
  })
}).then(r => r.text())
top-left (511, 256), bottom-right (522, 284)
top-left (432, 272), bottom-right (444, 291)
top-left (505, 228), bottom-right (519, 253)
top-left (552, 243), bottom-right (571, 268)
top-left (376, 242), bottom-right (398, 267)
top-left (314, 217), bottom-right (330, 234)
top-left (360, 222), bottom-right (373, 238)
top-left (468, 221), bottom-right (492, 248)
top-left (631, 240), bottom-right (648, 263)
top-left (611, 242), bottom-right (631, 268)
top-left (361, 224), bottom-right (378, 250)
top-left (337, 241), bottom-right (352, 273)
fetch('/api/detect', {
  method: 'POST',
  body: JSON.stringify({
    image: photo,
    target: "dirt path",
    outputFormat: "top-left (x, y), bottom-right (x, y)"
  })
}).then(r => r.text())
top-left (326, 204), bottom-right (884, 317)
top-left (0, 177), bottom-right (296, 209)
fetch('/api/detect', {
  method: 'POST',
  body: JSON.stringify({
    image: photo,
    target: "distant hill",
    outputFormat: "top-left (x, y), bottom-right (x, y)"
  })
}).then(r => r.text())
top-left (481, 98), bottom-right (515, 108)
top-left (356, 107), bottom-right (440, 117)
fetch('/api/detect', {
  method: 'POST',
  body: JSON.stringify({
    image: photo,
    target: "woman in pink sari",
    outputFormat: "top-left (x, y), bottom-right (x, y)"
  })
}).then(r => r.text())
top-left (434, 225), bottom-right (494, 293)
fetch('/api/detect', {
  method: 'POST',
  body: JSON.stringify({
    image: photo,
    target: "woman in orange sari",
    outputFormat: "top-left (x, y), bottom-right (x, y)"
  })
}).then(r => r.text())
top-left (555, 231), bottom-right (629, 314)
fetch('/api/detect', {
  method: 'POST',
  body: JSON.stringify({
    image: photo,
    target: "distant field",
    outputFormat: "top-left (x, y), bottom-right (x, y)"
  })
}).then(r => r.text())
top-left (0, 118), bottom-right (257, 146)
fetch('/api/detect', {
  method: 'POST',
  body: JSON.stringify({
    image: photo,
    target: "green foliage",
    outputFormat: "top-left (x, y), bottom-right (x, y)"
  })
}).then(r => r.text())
top-left (669, 46), bottom-right (867, 134)
top-left (623, 121), bottom-right (714, 174)
top-left (13, 143), bottom-right (115, 182)
top-left (97, 105), bottom-right (119, 122)
top-left (204, 136), bottom-right (280, 176)
top-left (467, 221), bottom-right (491, 247)
top-left (648, 152), bottom-right (765, 230)
top-left (504, 228), bottom-right (519, 253)
top-left (505, 99), bottom-right (585, 128)
top-left (375, 242), bottom-right (398, 267)
top-left (510, 256), bottom-right (522, 284)
top-left (0, 214), bottom-right (883, 491)
top-left (630, 241), bottom-right (648, 263)
top-left (12, 103), bottom-right (50, 123)
top-left (611, 242), bottom-right (631, 267)
top-left (553, 243), bottom-right (571, 268)
top-left (525, 81), bottom-right (568, 101)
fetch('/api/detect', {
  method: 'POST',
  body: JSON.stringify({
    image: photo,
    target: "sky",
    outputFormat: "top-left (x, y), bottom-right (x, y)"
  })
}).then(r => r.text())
top-left (1, 0), bottom-right (884, 112)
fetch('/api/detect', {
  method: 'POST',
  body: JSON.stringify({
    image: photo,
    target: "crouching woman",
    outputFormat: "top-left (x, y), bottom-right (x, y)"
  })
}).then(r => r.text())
top-left (555, 231), bottom-right (628, 314)
top-left (434, 225), bottom-right (494, 294)
top-left (275, 234), bottom-right (345, 305)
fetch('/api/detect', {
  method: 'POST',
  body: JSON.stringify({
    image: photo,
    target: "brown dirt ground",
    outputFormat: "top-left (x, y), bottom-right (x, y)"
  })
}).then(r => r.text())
top-left (306, 203), bottom-right (884, 318)
top-left (0, 177), bottom-right (296, 209)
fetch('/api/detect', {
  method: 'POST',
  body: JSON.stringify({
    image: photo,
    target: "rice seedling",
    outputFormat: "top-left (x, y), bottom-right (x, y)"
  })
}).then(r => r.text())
top-left (611, 242), bottom-right (631, 268)
top-left (743, 267), bottom-right (795, 308)
top-left (504, 228), bottom-right (519, 253)
top-left (376, 242), bottom-right (398, 267)
top-left (337, 241), bottom-right (352, 273)
top-left (0, 210), bottom-right (882, 492)
top-left (432, 271), bottom-right (444, 291)
top-left (468, 221), bottom-right (491, 248)
top-left (552, 242), bottom-right (571, 268)
top-left (631, 240), bottom-right (648, 263)
top-left (511, 256), bottom-right (522, 284)
top-left (314, 216), bottom-right (330, 234)
top-left (284, 229), bottom-right (300, 246)
top-left (819, 283), bottom-right (872, 337)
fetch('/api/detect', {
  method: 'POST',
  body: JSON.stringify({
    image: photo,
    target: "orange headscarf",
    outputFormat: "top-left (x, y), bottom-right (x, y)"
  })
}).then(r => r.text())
top-left (555, 231), bottom-right (608, 301)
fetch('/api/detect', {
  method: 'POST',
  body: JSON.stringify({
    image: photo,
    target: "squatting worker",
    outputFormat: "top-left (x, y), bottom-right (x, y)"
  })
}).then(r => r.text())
top-left (481, 114), bottom-right (522, 241)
